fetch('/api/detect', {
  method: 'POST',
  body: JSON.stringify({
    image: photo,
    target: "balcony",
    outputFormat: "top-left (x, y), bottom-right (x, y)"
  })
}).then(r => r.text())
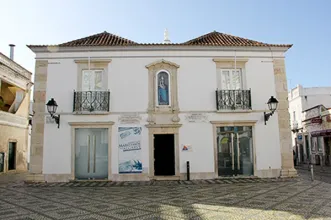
top-left (216, 89), bottom-right (251, 111)
top-left (73, 91), bottom-right (110, 113)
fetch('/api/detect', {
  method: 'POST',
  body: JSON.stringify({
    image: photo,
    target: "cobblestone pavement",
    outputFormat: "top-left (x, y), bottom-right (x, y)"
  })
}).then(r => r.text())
top-left (296, 165), bottom-right (331, 184)
top-left (0, 177), bottom-right (331, 219)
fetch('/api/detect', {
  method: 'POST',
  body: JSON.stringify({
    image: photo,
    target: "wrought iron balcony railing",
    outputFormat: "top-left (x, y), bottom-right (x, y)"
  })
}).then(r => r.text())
top-left (73, 91), bottom-right (110, 112)
top-left (216, 89), bottom-right (252, 110)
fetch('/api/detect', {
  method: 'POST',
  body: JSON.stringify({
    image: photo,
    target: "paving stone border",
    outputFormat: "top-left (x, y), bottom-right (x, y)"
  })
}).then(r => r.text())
top-left (20, 177), bottom-right (299, 188)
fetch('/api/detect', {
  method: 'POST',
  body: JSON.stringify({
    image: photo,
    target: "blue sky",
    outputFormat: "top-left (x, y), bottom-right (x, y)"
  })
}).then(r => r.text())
top-left (1, 0), bottom-right (330, 89)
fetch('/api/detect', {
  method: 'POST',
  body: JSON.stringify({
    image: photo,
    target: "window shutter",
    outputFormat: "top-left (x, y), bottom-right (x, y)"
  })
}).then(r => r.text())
top-left (231, 70), bottom-right (242, 90)
top-left (221, 70), bottom-right (231, 90)
top-left (82, 70), bottom-right (93, 91)
top-left (94, 70), bottom-right (103, 91)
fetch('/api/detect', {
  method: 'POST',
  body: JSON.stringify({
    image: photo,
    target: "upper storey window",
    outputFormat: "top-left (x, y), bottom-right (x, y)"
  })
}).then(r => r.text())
top-left (82, 70), bottom-right (104, 91)
top-left (218, 69), bottom-right (243, 90)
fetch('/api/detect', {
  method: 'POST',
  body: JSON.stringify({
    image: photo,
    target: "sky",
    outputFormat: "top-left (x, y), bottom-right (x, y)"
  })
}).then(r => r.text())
top-left (1, 0), bottom-right (330, 89)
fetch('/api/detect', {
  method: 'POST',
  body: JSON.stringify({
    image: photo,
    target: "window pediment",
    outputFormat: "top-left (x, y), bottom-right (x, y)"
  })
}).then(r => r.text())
top-left (145, 59), bottom-right (180, 69)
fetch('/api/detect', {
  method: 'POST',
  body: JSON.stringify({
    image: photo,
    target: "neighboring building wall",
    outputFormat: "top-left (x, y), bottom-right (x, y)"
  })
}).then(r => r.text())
top-left (29, 49), bottom-right (295, 182)
top-left (0, 124), bottom-right (28, 172)
top-left (0, 53), bottom-right (32, 174)
top-left (289, 84), bottom-right (331, 147)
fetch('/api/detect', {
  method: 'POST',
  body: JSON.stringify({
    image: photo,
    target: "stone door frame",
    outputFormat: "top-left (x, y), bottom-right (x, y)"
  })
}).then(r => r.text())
top-left (146, 124), bottom-right (181, 179)
top-left (211, 121), bottom-right (257, 177)
top-left (69, 121), bottom-right (114, 181)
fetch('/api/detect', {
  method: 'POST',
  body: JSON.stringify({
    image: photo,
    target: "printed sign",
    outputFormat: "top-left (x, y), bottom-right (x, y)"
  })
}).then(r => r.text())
top-left (311, 118), bottom-right (322, 124)
top-left (118, 127), bottom-right (142, 173)
top-left (185, 113), bottom-right (208, 123)
top-left (182, 144), bottom-right (192, 152)
top-left (118, 113), bottom-right (141, 124)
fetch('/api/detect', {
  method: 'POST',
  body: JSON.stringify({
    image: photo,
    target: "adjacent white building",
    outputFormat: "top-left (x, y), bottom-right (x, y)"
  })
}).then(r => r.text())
top-left (288, 84), bottom-right (331, 164)
top-left (27, 31), bottom-right (296, 182)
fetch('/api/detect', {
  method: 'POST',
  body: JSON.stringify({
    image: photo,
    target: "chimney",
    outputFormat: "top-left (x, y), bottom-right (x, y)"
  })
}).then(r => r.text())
top-left (9, 44), bottom-right (15, 60)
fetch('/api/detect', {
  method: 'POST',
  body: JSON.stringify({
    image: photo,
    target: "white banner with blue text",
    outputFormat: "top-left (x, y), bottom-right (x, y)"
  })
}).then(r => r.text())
top-left (118, 126), bottom-right (142, 174)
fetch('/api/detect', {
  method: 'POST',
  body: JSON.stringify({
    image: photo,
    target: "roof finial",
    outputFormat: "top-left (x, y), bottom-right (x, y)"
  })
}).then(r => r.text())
top-left (163, 28), bottom-right (171, 44)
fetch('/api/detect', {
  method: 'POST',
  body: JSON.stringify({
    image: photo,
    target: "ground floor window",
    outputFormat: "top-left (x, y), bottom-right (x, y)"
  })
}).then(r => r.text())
top-left (217, 126), bottom-right (253, 176)
top-left (318, 137), bottom-right (323, 152)
top-left (8, 142), bottom-right (16, 170)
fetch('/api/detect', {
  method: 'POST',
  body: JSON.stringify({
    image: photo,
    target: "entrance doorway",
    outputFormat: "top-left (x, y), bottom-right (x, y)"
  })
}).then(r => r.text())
top-left (217, 126), bottom-right (254, 176)
top-left (8, 142), bottom-right (16, 170)
top-left (154, 134), bottom-right (175, 176)
top-left (75, 128), bottom-right (108, 180)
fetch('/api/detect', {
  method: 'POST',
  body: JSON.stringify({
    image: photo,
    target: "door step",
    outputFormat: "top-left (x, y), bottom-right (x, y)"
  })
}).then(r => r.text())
top-left (153, 176), bottom-right (180, 181)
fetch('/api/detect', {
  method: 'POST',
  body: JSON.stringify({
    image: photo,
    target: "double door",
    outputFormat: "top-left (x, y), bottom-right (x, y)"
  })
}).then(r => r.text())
top-left (217, 126), bottom-right (253, 176)
top-left (75, 128), bottom-right (108, 180)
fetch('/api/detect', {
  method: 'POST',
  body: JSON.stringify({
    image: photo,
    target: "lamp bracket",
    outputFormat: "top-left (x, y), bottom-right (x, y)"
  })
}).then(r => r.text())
top-left (264, 110), bottom-right (275, 125)
top-left (51, 114), bottom-right (60, 128)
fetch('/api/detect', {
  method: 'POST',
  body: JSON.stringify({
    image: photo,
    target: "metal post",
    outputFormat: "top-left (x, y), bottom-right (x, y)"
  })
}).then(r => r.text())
top-left (310, 164), bottom-right (314, 181)
top-left (215, 90), bottom-right (219, 110)
top-left (186, 161), bottom-right (190, 181)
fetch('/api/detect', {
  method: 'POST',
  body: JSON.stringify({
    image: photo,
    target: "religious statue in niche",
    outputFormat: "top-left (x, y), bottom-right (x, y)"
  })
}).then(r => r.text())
top-left (157, 72), bottom-right (170, 105)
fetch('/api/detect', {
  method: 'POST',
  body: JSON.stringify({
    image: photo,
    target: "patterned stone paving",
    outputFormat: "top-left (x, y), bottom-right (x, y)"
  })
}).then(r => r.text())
top-left (0, 176), bottom-right (331, 219)
top-left (18, 178), bottom-right (296, 188)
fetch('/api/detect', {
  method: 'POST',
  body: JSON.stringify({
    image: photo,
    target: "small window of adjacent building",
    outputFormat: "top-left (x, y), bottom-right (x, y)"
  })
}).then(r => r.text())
top-left (317, 137), bottom-right (323, 152)
top-left (218, 69), bottom-right (243, 90)
top-left (82, 70), bottom-right (104, 91)
top-left (293, 111), bottom-right (296, 122)
top-left (8, 142), bottom-right (16, 170)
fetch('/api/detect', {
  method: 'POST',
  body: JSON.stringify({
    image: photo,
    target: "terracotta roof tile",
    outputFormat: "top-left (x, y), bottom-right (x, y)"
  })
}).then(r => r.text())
top-left (183, 31), bottom-right (292, 48)
top-left (59, 31), bottom-right (138, 46)
top-left (27, 30), bottom-right (292, 48)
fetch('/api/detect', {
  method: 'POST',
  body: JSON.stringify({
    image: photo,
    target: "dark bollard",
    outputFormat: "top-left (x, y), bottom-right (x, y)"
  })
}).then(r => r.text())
top-left (187, 161), bottom-right (190, 181)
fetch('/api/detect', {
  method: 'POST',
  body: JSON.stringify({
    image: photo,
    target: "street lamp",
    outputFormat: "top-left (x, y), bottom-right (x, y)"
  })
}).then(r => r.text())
top-left (264, 96), bottom-right (278, 125)
top-left (46, 98), bottom-right (60, 128)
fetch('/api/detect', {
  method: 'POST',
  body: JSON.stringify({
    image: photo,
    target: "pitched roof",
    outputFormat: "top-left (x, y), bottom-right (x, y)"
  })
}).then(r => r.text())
top-left (60, 31), bottom-right (138, 46)
top-left (183, 31), bottom-right (292, 48)
top-left (27, 30), bottom-right (292, 49)
top-left (27, 32), bottom-right (138, 48)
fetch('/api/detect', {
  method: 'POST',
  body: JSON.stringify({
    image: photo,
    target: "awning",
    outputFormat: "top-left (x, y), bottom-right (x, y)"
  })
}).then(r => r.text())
top-left (311, 129), bottom-right (331, 137)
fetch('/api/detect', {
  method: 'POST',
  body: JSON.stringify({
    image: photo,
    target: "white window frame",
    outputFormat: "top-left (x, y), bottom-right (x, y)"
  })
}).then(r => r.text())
top-left (217, 68), bottom-right (244, 90)
top-left (155, 70), bottom-right (171, 107)
top-left (81, 69), bottom-right (104, 91)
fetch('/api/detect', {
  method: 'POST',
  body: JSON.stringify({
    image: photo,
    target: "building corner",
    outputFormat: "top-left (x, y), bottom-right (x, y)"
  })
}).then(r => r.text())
top-left (28, 60), bottom-right (48, 182)
top-left (273, 58), bottom-right (298, 178)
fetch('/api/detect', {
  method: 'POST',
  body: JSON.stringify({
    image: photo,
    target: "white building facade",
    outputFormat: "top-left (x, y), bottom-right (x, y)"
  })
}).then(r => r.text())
top-left (288, 84), bottom-right (331, 164)
top-left (27, 31), bottom-right (296, 182)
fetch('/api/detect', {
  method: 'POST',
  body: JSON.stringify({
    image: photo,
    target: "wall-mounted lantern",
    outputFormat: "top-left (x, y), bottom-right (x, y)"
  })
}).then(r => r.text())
top-left (264, 96), bottom-right (278, 125)
top-left (46, 98), bottom-right (60, 128)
